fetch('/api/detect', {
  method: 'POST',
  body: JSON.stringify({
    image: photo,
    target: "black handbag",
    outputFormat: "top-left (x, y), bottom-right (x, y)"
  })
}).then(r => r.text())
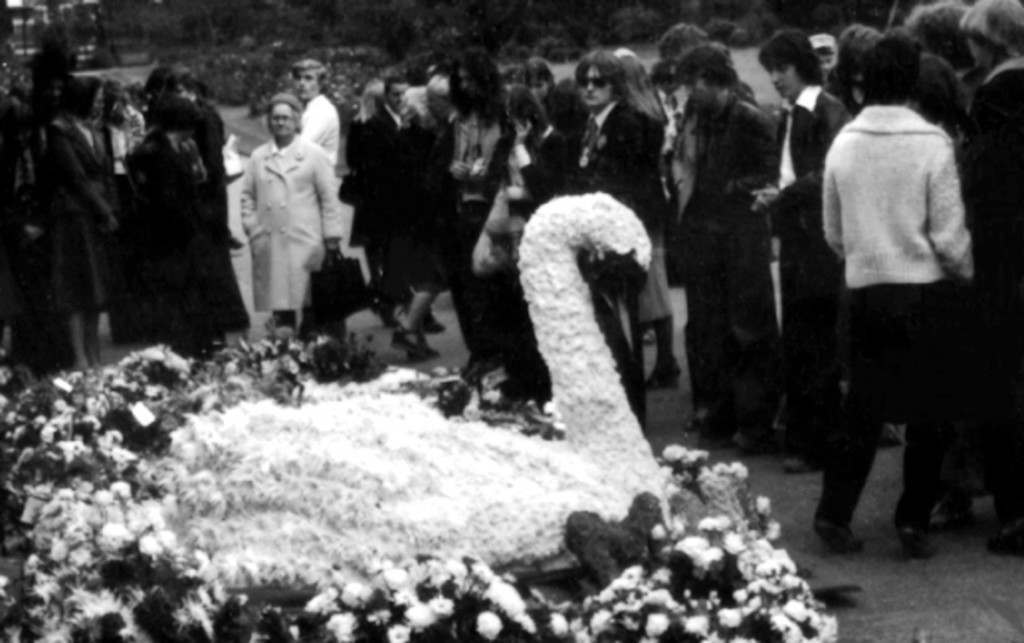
top-left (310, 249), bottom-right (373, 323)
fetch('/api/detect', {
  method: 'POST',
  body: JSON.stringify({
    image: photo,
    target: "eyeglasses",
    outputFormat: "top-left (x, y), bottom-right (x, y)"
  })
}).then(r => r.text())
top-left (583, 76), bottom-right (609, 89)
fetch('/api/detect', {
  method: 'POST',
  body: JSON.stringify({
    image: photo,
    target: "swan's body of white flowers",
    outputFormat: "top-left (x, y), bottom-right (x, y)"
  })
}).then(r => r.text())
top-left (158, 194), bottom-right (670, 587)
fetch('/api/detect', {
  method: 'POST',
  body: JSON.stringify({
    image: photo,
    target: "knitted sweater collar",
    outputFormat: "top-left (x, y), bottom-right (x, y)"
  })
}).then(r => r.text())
top-left (844, 105), bottom-right (942, 136)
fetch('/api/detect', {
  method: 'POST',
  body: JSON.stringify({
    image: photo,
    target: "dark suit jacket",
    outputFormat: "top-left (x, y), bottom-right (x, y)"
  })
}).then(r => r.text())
top-left (685, 94), bottom-right (778, 227)
top-left (570, 102), bottom-right (667, 230)
top-left (770, 89), bottom-right (848, 299)
top-left (350, 110), bottom-right (414, 242)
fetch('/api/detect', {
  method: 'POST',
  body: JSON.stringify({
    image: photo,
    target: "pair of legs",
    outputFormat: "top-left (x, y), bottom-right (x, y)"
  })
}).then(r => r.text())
top-left (393, 288), bottom-right (441, 362)
top-left (68, 311), bottom-right (102, 370)
top-left (682, 221), bottom-right (780, 445)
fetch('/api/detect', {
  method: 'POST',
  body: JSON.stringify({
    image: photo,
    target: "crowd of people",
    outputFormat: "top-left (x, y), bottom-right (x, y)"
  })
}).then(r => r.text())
top-left (3, 0), bottom-right (1024, 561)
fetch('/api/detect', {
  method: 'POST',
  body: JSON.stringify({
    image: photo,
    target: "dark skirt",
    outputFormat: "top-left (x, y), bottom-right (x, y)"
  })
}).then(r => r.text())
top-left (848, 280), bottom-right (974, 422)
top-left (191, 233), bottom-right (249, 333)
top-left (51, 212), bottom-right (116, 313)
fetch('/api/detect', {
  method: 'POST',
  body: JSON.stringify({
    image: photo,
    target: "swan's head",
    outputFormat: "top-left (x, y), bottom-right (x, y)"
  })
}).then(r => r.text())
top-left (518, 193), bottom-right (652, 274)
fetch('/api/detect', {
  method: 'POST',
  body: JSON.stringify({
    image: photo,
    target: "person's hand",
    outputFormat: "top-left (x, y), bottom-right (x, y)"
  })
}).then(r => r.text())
top-left (751, 185), bottom-right (780, 213)
top-left (324, 237), bottom-right (341, 252)
top-left (514, 118), bottom-right (532, 145)
top-left (23, 224), bottom-right (43, 242)
top-left (449, 161), bottom-right (471, 180)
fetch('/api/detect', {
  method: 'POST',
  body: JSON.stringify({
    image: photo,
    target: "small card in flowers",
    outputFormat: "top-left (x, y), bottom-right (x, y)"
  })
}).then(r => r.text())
top-left (131, 402), bottom-right (157, 427)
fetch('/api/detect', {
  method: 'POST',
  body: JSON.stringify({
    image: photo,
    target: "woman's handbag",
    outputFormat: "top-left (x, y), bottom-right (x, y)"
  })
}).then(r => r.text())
top-left (310, 249), bottom-right (373, 323)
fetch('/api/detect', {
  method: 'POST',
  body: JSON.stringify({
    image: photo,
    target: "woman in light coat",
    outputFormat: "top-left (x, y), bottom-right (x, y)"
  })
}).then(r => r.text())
top-left (241, 92), bottom-right (344, 334)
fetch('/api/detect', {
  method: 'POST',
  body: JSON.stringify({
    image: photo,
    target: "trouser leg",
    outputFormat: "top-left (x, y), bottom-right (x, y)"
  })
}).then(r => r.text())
top-left (894, 421), bottom-right (950, 529)
top-left (783, 295), bottom-right (840, 461)
top-left (815, 391), bottom-right (884, 527)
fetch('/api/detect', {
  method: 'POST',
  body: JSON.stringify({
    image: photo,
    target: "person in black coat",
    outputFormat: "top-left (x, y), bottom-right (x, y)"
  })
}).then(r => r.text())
top-left (958, 0), bottom-right (1024, 554)
top-left (567, 50), bottom-right (662, 426)
top-left (43, 76), bottom-right (119, 370)
top-left (677, 44), bottom-right (781, 450)
top-left (756, 30), bottom-right (849, 473)
top-left (127, 96), bottom-right (241, 357)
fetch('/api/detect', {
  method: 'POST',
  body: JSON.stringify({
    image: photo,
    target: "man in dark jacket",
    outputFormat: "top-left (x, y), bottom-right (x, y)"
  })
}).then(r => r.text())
top-left (756, 30), bottom-right (849, 473)
top-left (678, 44), bottom-right (781, 451)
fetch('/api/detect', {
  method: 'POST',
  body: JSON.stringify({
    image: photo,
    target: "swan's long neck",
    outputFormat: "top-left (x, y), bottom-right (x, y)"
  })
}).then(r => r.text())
top-left (518, 197), bottom-right (659, 478)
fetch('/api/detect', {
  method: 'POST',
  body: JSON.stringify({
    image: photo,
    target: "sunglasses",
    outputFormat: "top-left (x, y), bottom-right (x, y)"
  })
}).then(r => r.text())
top-left (583, 76), bottom-right (609, 89)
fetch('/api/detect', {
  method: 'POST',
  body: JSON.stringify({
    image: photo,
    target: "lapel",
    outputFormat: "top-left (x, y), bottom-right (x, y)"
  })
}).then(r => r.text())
top-left (60, 118), bottom-right (103, 171)
top-left (788, 104), bottom-right (814, 166)
top-left (264, 140), bottom-right (304, 177)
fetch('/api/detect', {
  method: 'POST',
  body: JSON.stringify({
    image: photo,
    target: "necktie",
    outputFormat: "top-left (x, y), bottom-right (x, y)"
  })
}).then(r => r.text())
top-left (580, 116), bottom-right (599, 168)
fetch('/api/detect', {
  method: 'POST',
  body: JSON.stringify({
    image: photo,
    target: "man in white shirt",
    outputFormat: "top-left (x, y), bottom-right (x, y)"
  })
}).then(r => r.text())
top-left (755, 30), bottom-right (849, 476)
top-left (292, 58), bottom-right (340, 167)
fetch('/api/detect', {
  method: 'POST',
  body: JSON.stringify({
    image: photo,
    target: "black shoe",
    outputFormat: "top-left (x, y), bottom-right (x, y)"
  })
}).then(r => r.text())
top-left (987, 518), bottom-right (1024, 556)
top-left (645, 362), bottom-right (681, 390)
top-left (422, 312), bottom-right (446, 335)
top-left (930, 491), bottom-right (975, 531)
top-left (814, 519), bottom-right (864, 554)
top-left (897, 526), bottom-right (935, 559)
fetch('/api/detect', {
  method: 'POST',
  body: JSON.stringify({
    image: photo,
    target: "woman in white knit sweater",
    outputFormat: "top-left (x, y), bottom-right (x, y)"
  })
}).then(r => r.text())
top-left (814, 33), bottom-right (974, 559)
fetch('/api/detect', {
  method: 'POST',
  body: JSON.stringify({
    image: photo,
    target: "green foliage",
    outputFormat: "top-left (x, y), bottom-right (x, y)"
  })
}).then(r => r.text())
top-left (609, 6), bottom-right (665, 43)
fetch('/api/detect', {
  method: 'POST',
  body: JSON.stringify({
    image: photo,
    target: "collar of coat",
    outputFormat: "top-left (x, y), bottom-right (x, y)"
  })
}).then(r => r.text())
top-left (262, 137), bottom-right (306, 174)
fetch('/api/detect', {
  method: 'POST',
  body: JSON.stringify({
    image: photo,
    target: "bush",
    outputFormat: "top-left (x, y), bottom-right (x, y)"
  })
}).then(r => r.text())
top-left (534, 35), bottom-right (583, 63)
top-left (609, 6), bottom-right (665, 43)
top-left (704, 18), bottom-right (740, 43)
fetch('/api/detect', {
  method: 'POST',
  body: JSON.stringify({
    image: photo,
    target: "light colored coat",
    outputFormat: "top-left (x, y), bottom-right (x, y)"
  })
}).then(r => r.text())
top-left (241, 137), bottom-right (344, 311)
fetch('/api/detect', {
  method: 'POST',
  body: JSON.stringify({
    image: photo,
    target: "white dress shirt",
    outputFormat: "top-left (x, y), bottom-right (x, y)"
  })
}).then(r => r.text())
top-left (779, 85), bottom-right (822, 189)
top-left (300, 94), bottom-right (340, 166)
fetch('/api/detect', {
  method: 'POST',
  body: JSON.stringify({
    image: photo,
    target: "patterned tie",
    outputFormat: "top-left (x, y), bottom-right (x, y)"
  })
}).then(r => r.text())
top-left (580, 115), bottom-right (600, 168)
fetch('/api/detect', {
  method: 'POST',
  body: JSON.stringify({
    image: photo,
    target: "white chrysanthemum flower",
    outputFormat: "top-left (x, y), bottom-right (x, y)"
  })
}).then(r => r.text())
top-left (137, 534), bottom-right (162, 558)
top-left (445, 559), bottom-right (468, 582)
top-left (109, 481), bottom-right (131, 500)
top-left (485, 581), bottom-right (526, 618)
top-left (755, 496), bottom-right (771, 515)
top-left (383, 568), bottom-right (410, 591)
top-left (644, 613), bottom-right (670, 638)
top-left (589, 609), bottom-right (613, 634)
top-left (93, 490), bottom-right (114, 506)
top-left (661, 444), bottom-right (688, 462)
top-left (684, 615), bottom-right (709, 636)
top-left (696, 547), bottom-right (724, 570)
top-left (97, 523), bottom-right (133, 554)
top-left (676, 535), bottom-right (710, 559)
top-left (650, 524), bottom-right (668, 540)
top-left (549, 613), bottom-right (569, 637)
top-left (326, 612), bottom-right (357, 642)
top-left (428, 597), bottom-right (455, 618)
top-left (698, 516), bottom-right (731, 532)
top-left (49, 539), bottom-right (69, 563)
top-left (405, 602), bottom-right (436, 631)
top-left (723, 532), bottom-right (746, 555)
top-left (341, 582), bottom-right (372, 608)
top-left (305, 587), bottom-right (339, 614)
top-left (477, 611), bottom-right (504, 640)
top-left (718, 608), bottom-right (742, 629)
top-left (782, 599), bottom-right (810, 623)
top-left (644, 589), bottom-right (674, 607)
top-left (387, 624), bottom-right (411, 643)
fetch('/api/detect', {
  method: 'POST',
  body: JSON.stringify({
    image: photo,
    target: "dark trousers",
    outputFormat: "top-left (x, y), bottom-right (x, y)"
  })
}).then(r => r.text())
top-left (781, 293), bottom-right (840, 462)
top-left (494, 272), bottom-right (552, 404)
top-left (440, 201), bottom-right (502, 364)
top-left (682, 220), bottom-right (780, 437)
top-left (816, 282), bottom-right (978, 530)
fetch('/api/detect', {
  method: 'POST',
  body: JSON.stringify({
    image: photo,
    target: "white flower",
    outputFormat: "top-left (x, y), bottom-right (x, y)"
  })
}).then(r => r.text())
top-left (477, 611), bottom-right (504, 640)
top-left (445, 559), bottom-right (468, 582)
top-left (383, 568), bottom-right (410, 591)
top-left (676, 535), bottom-right (710, 559)
top-left (644, 613), bottom-right (670, 638)
top-left (110, 481), bottom-right (131, 500)
top-left (684, 615), bottom-right (709, 636)
top-left (650, 524), bottom-right (667, 540)
top-left (428, 597), bottom-right (455, 618)
top-left (326, 613), bottom-right (357, 642)
top-left (589, 609), bottom-right (613, 634)
top-left (718, 608), bottom-right (742, 628)
top-left (771, 613), bottom-right (803, 643)
top-left (651, 568), bottom-right (672, 586)
top-left (93, 490), bottom-right (114, 506)
top-left (723, 532), bottom-right (746, 555)
top-left (698, 516), bottom-right (731, 532)
top-left (156, 529), bottom-right (177, 550)
top-left (766, 521), bottom-right (782, 541)
top-left (485, 581), bottom-right (526, 618)
top-left (138, 534), bottom-right (162, 558)
top-left (341, 582), bottom-right (372, 607)
top-left (305, 588), bottom-right (339, 614)
top-left (644, 589), bottom-right (673, 607)
top-left (661, 444), bottom-right (688, 462)
top-left (49, 538), bottom-right (69, 563)
top-left (98, 523), bottom-right (133, 554)
top-left (549, 613), bottom-right (569, 637)
top-left (755, 496), bottom-right (771, 515)
top-left (387, 624), bottom-right (411, 643)
top-left (40, 424), bottom-right (57, 443)
top-left (405, 602), bottom-right (436, 631)
top-left (470, 561), bottom-right (496, 585)
top-left (696, 547), bottom-right (724, 570)
top-left (782, 599), bottom-right (810, 623)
